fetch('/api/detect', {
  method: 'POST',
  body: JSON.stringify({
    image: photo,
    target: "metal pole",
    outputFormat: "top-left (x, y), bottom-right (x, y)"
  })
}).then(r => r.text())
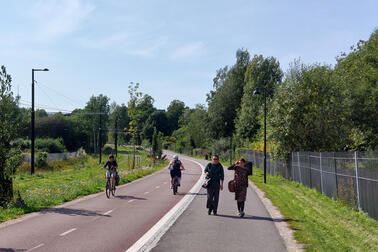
top-left (320, 152), bottom-right (323, 194)
top-left (229, 136), bottom-right (232, 166)
top-left (354, 151), bottom-right (361, 211)
top-left (263, 89), bottom-right (267, 184)
top-left (115, 118), bottom-right (118, 157)
top-left (99, 103), bottom-right (102, 164)
top-left (31, 70), bottom-right (35, 175)
top-left (297, 152), bottom-right (302, 184)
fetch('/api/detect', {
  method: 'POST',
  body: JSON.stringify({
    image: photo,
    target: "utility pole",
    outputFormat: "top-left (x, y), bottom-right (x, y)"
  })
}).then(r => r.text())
top-left (114, 117), bottom-right (118, 157)
top-left (99, 103), bottom-right (102, 164)
top-left (31, 68), bottom-right (49, 175)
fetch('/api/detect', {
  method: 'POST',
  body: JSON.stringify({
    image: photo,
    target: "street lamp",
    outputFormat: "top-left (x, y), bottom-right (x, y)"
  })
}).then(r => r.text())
top-left (253, 87), bottom-right (267, 183)
top-left (31, 68), bottom-right (49, 175)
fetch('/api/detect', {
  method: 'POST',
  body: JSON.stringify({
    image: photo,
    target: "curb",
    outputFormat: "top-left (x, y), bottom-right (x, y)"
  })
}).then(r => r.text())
top-left (248, 180), bottom-right (304, 252)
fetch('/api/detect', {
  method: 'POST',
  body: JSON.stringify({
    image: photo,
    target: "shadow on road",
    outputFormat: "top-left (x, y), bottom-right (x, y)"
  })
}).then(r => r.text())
top-left (115, 195), bottom-right (147, 200)
top-left (216, 214), bottom-right (295, 222)
top-left (0, 249), bottom-right (26, 252)
top-left (40, 207), bottom-right (107, 217)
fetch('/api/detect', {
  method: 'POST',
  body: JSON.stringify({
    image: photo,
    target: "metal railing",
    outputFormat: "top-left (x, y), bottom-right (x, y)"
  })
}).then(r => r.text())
top-left (241, 150), bottom-right (378, 220)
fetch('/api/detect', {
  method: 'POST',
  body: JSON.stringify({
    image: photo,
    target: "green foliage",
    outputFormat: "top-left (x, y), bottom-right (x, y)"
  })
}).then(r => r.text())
top-left (166, 100), bottom-right (186, 134)
top-left (152, 127), bottom-right (163, 158)
top-left (109, 103), bottom-right (130, 144)
top-left (35, 109), bottom-right (48, 118)
top-left (0, 65), bottom-right (22, 206)
top-left (235, 55), bottom-right (283, 141)
top-left (36, 152), bottom-right (48, 168)
top-left (11, 138), bottom-right (31, 150)
top-left (268, 61), bottom-right (350, 158)
top-left (142, 110), bottom-right (170, 140)
top-left (103, 146), bottom-right (113, 155)
top-left (207, 49), bottom-right (250, 138)
top-left (35, 138), bottom-right (66, 153)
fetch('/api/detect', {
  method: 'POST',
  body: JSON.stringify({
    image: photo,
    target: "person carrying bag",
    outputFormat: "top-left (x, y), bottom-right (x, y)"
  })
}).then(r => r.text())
top-left (227, 158), bottom-right (249, 217)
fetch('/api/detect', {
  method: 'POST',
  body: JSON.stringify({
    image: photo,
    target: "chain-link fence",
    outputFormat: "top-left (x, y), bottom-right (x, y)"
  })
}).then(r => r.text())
top-left (240, 150), bottom-right (378, 220)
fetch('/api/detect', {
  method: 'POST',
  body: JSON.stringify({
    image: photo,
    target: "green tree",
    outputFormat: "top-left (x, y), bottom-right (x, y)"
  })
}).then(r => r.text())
top-left (207, 49), bottom-right (250, 138)
top-left (35, 109), bottom-right (48, 118)
top-left (235, 55), bottom-right (283, 142)
top-left (0, 66), bottom-right (22, 206)
top-left (109, 103), bottom-right (130, 144)
top-left (142, 110), bottom-right (170, 141)
top-left (268, 61), bottom-right (349, 158)
top-left (334, 29), bottom-right (378, 150)
top-left (166, 100), bottom-right (186, 135)
top-left (152, 127), bottom-right (162, 158)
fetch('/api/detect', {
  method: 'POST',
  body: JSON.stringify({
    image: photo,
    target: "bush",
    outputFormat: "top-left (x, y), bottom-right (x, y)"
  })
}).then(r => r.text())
top-left (35, 138), bottom-right (66, 153)
top-left (36, 152), bottom-right (48, 168)
top-left (103, 146), bottom-right (113, 155)
top-left (11, 138), bottom-right (31, 150)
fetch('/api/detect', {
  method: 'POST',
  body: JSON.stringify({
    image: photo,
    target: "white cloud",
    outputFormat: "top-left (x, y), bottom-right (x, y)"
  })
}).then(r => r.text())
top-left (30, 0), bottom-right (95, 41)
top-left (171, 42), bottom-right (205, 60)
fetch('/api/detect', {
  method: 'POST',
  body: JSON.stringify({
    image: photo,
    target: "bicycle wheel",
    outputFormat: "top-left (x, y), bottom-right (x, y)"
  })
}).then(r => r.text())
top-left (173, 177), bottom-right (178, 195)
top-left (105, 179), bottom-right (111, 199)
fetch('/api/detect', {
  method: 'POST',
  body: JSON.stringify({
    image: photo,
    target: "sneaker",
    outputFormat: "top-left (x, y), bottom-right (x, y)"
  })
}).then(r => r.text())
top-left (240, 212), bottom-right (245, 218)
top-left (213, 210), bottom-right (217, 215)
top-left (170, 184), bottom-right (173, 189)
top-left (208, 209), bottom-right (212, 215)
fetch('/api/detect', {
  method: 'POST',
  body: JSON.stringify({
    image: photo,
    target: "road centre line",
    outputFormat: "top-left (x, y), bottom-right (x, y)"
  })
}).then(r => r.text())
top-left (155, 186), bottom-right (160, 189)
top-left (144, 191), bottom-right (150, 195)
top-left (128, 199), bottom-right (135, 203)
top-left (103, 209), bottom-right (115, 215)
top-left (163, 182), bottom-right (168, 184)
top-left (27, 243), bottom-right (44, 252)
top-left (59, 228), bottom-right (77, 236)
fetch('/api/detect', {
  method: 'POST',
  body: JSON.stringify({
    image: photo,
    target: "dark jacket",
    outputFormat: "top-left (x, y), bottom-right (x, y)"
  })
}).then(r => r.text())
top-left (205, 162), bottom-right (224, 188)
top-left (228, 164), bottom-right (248, 202)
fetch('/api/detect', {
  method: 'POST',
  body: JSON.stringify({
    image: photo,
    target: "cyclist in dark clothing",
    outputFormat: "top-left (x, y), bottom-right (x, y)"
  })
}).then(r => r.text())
top-left (167, 155), bottom-right (185, 188)
top-left (101, 154), bottom-right (118, 187)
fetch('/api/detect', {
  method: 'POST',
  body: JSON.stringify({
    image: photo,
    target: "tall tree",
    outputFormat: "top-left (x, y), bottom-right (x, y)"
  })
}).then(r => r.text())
top-left (166, 100), bottom-right (186, 134)
top-left (0, 66), bottom-right (22, 206)
top-left (235, 55), bottom-right (283, 142)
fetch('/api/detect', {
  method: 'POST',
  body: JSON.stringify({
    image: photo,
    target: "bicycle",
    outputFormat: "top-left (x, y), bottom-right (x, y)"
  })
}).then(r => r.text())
top-left (106, 174), bottom-right (116, 198)
top-left (172, 175), bottom-right (179, 195)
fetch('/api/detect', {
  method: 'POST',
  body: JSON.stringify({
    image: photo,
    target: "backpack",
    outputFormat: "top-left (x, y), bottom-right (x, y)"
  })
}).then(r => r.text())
top-left (173, 160), bottom-right (181, 170)
top-left (246, 162), bottom-right (253, 176)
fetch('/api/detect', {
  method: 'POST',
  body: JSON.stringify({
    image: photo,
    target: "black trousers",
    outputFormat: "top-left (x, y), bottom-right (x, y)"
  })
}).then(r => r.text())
top-left (206, 184), bottom-right (220, 211)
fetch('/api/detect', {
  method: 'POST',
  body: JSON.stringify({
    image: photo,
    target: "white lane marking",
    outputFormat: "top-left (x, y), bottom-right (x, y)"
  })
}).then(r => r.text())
top-left (128, 199), bottom-right (135, 203)
top-left (144, 191), bottom-right (150, 195)
top-left (155, 186), bottom-right (160, 189)
top-left (126, 158), bottom-right (205, 252)
top-left (103, 209), bottom-right (115, 215)
top-left (163, 182), bottom-right (168, 184)
top-left (27, 243), bottom-right (44, 252)
top-left (59, 228), bottom-right (77, 236)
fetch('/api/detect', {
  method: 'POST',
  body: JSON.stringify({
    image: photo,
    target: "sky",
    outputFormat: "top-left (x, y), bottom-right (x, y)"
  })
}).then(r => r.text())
top-left (1, 0), bottom-right (377, 112)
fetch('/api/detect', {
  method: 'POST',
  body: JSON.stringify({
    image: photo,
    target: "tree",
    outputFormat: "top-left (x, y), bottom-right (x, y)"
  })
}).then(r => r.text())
top-left (207, 49), bottom-right (250, 138)
top-left (142, 110), bottom-right (170, 141)
top-left (235, 55), bottom-right (283, 142)
top-left (109, 103), bottom-right (130, 144)
top-left (0, 66), bottom-right (22, 206)
top-left (166, 100), bottom-right (186, 134)
top-left (334, 29), bottom-right (378, 150)
top-left (268, 61), bottom-right (350, 158)
top-left (35, 109), bottom-right (48, 118)
top-left (151, 127), bottom-right (162, 159)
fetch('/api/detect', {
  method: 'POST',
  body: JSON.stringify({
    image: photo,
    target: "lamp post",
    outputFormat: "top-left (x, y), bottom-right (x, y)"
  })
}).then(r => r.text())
top-left (31, 68), bottom-right (49, 175)
top-left (253, 88), bottom-right (267, 184)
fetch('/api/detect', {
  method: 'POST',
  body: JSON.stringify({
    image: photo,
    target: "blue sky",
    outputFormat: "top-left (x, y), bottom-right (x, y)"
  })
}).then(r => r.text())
top-left (1, 0), bottom-right (377, 111)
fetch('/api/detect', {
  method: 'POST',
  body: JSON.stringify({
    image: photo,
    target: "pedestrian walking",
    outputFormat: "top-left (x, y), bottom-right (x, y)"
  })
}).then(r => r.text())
top-left (228, 158), bottom-right (249, 217)
top-left (205, 155), bottom-right (224, 215)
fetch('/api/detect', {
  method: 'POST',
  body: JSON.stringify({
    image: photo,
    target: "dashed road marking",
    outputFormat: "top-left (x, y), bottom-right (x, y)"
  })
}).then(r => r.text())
top-left (27, 243), bottom-right (44, 251)
top-left (103, 209), bottom-right (115, 215)
top-left (59, 228), bottom-right (77, 236)
top-left (155, 186), bottom-right (160, 189)
top-left (144, 192), bottom-right (150, 195)
top-left (128, 199), bottom-right (135, 203)
top-left (163, 182), bottom-right (168, 184)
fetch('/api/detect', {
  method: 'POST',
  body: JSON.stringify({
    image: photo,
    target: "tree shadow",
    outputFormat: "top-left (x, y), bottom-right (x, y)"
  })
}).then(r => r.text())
top-left (216, 214), bottom-right (296, 222)
top-left (0, 249), bottom-right (26, 252)
top-left (115, 195), bottom-right (147, 200)
top-left (40, 207), bottom-right (107, 217)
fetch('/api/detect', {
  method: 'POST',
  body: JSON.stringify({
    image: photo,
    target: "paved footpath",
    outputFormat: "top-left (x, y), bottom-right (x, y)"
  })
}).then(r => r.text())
top-left (153, 155), bottom-right (287, 252)
top-left (0, 153), bottom-right (202, 252)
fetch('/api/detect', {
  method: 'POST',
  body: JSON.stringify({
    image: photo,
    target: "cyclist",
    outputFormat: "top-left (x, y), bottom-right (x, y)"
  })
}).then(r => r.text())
top-left (167, 155), bottom-right (185, 188)
top-left (101, 154), bottom-right (118, 188)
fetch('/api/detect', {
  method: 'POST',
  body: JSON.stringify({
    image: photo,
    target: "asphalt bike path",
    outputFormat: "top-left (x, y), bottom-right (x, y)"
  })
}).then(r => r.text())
top-left (153, 155), bottom-right (287, 252)
top-left (0, 154), bottom-right (202, 252)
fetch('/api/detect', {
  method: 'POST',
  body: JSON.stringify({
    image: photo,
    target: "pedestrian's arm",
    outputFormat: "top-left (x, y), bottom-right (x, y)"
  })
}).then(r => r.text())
top-left (204, 163), bottom-right (210, 177)
top-left (227, 164), bottom-right (235, 170)
top-left (220, 166), bottom-right (224, 190)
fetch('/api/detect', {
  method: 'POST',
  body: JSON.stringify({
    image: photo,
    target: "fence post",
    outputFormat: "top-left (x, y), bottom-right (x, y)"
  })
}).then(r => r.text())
top-left (292, 152), bottom-right (295, 181)
top-left (319, 152), bottom-right (323, 194)
top-left (333, 152), bottom-right (339, 199)
top-left (354, 151), bottom-right (361, 211)
top-left (309, 152), bottom-right (312, 188)
top-left (297, 152), bottom-right (303, 184)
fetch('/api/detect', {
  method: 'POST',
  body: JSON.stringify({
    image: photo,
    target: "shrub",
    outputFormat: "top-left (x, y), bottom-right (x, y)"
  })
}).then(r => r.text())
top-left (11, 138), bottom-right (31, 150)
top-left (103, 146), bottom-right (113, 155)
top-left (36, 152), bottom-right (48, 168)
top-left (35, 138), bottom-right (65, 153)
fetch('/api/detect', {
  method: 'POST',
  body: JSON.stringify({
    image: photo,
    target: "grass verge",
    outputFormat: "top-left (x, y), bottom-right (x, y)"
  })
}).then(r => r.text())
top-left (250, 168), bottom-right (378, 251)
top-left (1, 149), bottom-right (167, 223)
